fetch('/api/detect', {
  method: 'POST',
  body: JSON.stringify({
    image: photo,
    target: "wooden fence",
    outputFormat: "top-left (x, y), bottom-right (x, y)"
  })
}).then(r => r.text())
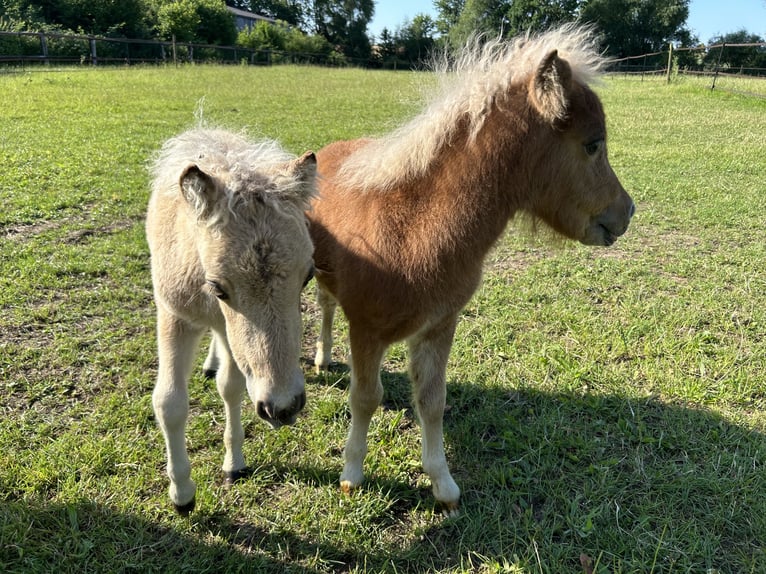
top-left (0, 30), bottom-right (350, 68)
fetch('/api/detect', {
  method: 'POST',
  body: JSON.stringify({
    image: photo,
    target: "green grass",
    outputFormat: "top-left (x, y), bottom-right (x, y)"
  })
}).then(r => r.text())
top-left (1, 65), bottom-right (765, 573)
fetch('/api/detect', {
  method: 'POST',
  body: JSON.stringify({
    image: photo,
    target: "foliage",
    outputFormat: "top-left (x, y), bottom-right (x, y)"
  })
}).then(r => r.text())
top-left (703, 29), bottom-right (766, 75)
top-left (240, 0), bottom-right (306, 28)
top-left (375, 14), bottom-right (437, 69)
top-left (155, 0), bottom-right (201, 42)
top-left (0, 0), bottom-right (151, 37)
top-left (236, 18), bottom-right (336, 62)
top-left (578, 0), bottom-right (692, 57)
top-left (311, 0), bottom-right (374, 60)
top-left (446, 0), bottom-right (579, 47)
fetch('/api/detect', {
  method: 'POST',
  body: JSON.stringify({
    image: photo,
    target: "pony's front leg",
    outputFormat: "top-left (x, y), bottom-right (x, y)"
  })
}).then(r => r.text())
top-left (408, 316), bottom-right (461, 516)
top-left (340, 328), bottom-right (387, 492)
top-left (153, 308), bottom-right (204, 515)
top-left (211, 331), bottom-right (248, 483)
top-left (314, 284), bottom-right (337, 372)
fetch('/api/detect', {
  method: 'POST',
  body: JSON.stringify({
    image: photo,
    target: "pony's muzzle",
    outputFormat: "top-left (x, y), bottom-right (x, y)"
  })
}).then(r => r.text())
top-left (256, 390), bottom-right (306, 428)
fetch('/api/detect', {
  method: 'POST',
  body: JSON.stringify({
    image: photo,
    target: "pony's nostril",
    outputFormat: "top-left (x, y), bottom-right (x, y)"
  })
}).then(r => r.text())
top-left (256, 400), bottom-right (274, 421)
top-left (629, 202), bottom-right (636, 218)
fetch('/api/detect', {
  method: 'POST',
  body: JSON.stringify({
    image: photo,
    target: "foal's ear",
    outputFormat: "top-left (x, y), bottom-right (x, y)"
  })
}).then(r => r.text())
top-left (179, 164), bottom-right (216, 219)
top-left (529, 49), bottom-right (573, 125)
top-left (284, 151), bottom-right (318, 205)
top-left (292, 151), bottom-right (317, 182)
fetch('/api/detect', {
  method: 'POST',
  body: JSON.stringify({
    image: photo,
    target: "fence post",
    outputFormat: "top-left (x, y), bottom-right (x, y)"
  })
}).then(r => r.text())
top-left (39, 32), bottom-right (49, 66)
top-left (666, 42), bottom-right (673, 83)
top-left (90, 37), bottom-right (97, 66)
top-left (711, 43), bottom-right (725, 90)
top-left (172, 34), bottom-right (177, 65)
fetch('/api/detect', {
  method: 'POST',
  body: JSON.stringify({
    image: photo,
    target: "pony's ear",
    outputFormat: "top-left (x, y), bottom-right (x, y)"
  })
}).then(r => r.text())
top-left (292, 151), bottom-right (317, 183)
top-left (529, 49), bottom-right (573, 125)
top-left (284, 151), bottom-right (318, 205)
top-left (180, 164), bottom-right (216, 219)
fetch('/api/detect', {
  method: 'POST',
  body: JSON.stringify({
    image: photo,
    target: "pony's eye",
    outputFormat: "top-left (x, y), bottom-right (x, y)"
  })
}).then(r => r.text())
top-left (206, 280), bottom-right (229, 300)
top-left (584, 139), bottom-right (603, 156)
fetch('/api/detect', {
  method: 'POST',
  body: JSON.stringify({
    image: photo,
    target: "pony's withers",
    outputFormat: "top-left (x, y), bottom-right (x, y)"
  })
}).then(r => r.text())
top-left (307, 26), bottom-right (635, 514)
top-left (147, 128), bottom-right (316, 513)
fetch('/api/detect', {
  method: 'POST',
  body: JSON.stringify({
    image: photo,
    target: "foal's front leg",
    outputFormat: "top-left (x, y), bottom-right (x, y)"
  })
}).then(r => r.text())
top-left (153, 309), bottom-right (204, 514)
top-left (408, 315), bottom-right (461, 515)
top-left (210, 330), bottom-right (249, 484)
top-left (314, 285), bottom-right (337, 372)
top-left (340, 328), bottom-right (387, 492)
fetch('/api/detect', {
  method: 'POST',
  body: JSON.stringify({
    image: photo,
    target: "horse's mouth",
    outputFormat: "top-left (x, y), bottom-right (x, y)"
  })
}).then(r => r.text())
top-left (600, 224), bottom-right (617, 246)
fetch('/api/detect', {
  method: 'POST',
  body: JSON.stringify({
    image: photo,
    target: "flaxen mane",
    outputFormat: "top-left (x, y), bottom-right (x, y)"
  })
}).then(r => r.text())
top-left (151, 129), bottom-right (313, 229)
top-left (338, 24), bottom-right (606, 191)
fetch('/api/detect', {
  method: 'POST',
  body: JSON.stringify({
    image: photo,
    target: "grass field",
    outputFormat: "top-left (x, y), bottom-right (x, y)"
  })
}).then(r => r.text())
top-left (1, 64), bottom-right (765, 573)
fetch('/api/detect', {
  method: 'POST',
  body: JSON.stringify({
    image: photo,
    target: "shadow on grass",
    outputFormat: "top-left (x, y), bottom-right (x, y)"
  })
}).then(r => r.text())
top-left (5, 369), bottom-right (763, 573)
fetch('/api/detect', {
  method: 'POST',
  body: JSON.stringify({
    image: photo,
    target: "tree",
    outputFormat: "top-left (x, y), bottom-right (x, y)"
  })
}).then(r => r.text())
top-left (443, 0), bottom-right (579, 48)
top-left (312, 0), bottom-right (374, 60)
top-left (236, 0), bottom-right (305, 29)
top-left (0, 0), bottom-right (151, 37)
top-left (579, 0), bottom-right (691, 57)
top-left (704, 29), bottom-right (766, 76)
top-left (154, 0), bottom-right (236, 44)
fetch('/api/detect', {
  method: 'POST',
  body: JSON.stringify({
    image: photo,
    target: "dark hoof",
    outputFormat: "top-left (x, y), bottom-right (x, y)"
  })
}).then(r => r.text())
top-left (173, 498), bottom-right (196, 516)
top-left (223, 467), bottom-right (253, 486)
top-left (203, 369), bottom-right (217, 380)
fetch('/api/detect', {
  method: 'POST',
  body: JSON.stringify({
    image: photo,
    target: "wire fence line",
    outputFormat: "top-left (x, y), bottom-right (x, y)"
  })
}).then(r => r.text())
top-left (606, 41), bottom-right (766, 98)
top-left (0, 30), bottom-right (362, 68)
top-left (1, 29), bottom-right (765, 97)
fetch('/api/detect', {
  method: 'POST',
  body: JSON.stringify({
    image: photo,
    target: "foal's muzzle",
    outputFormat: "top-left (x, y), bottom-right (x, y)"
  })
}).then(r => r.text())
top-left (256, 391), bottom-right (306, 428)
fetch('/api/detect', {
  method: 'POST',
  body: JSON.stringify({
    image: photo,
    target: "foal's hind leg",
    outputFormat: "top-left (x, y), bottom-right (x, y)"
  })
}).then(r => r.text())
top-left (202, 332), bottom-right (221, 379)
top-left (408, 315), bottom-right (461, 515)
top-left (314, 284), bottom-right (338, 372)
top-left (153, 308), bottom-right (205, 514)
top-left (210, 330), bottom-right (249, 484)
top-left (340, 328), bottom-right (387, 492)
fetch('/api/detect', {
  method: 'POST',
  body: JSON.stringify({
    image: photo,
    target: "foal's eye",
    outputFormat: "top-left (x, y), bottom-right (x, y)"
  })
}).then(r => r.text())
top-left (584, 139), bottom-right (604, 156)
top-left (206, 280), bottom-right (229, 300)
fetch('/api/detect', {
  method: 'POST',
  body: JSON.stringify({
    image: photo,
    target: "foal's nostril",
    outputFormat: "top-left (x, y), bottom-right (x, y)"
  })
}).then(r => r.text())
top-left (256, 400), bottom-right (274, 422)
top-left (629, 202), bottom-right (636, 218)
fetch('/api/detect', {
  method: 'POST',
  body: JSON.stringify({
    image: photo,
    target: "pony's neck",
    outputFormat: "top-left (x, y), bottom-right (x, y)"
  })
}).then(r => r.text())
top-left (411, 103), bottom-right (529, 269)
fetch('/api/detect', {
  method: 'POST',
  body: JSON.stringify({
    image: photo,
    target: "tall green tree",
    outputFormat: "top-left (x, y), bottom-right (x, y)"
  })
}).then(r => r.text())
top-left (230, 0), bottom-right (305, 28)
top-left (152, 0), bottom-right (236, 44)
top-left (579, 0), bottom-right (691, 57)
top-left (0, 0), bottom-right (151, 36)
top-left (444, 0), bottom-right (579, 48)
top-left (704, 29), bottom-right (766, 75)
top-left (312, 0), bottom-right (374, 60)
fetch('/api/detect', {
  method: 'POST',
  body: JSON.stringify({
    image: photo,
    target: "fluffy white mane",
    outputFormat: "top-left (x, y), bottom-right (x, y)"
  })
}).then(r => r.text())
top-left (151, 128), bottom-right (314, 228)
top-left (338, 24), bottom-right (606, 191)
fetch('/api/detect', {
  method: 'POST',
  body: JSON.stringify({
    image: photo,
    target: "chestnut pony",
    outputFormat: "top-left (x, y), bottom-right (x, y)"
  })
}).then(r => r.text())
top-left (147, 129), bottom-right (316, 513)
top-left (307, 26), bottom-right (635, 514)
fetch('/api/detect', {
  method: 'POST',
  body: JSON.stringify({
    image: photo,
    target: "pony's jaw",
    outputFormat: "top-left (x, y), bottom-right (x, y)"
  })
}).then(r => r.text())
top-left (581, 197), bottom-right (635, 246)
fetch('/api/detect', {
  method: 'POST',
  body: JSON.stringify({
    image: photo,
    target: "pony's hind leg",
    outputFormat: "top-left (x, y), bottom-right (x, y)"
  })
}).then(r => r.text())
top-left (340, 328), bottom-right (387, 492)
top-left (211, 331), bottom-right (249, 484)
top-left (314, 284), bottom-right (337, 372)
top-left (408, 315), bottom-right (461, 516)
top-left (153, 308), bottom-right (205, 514)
